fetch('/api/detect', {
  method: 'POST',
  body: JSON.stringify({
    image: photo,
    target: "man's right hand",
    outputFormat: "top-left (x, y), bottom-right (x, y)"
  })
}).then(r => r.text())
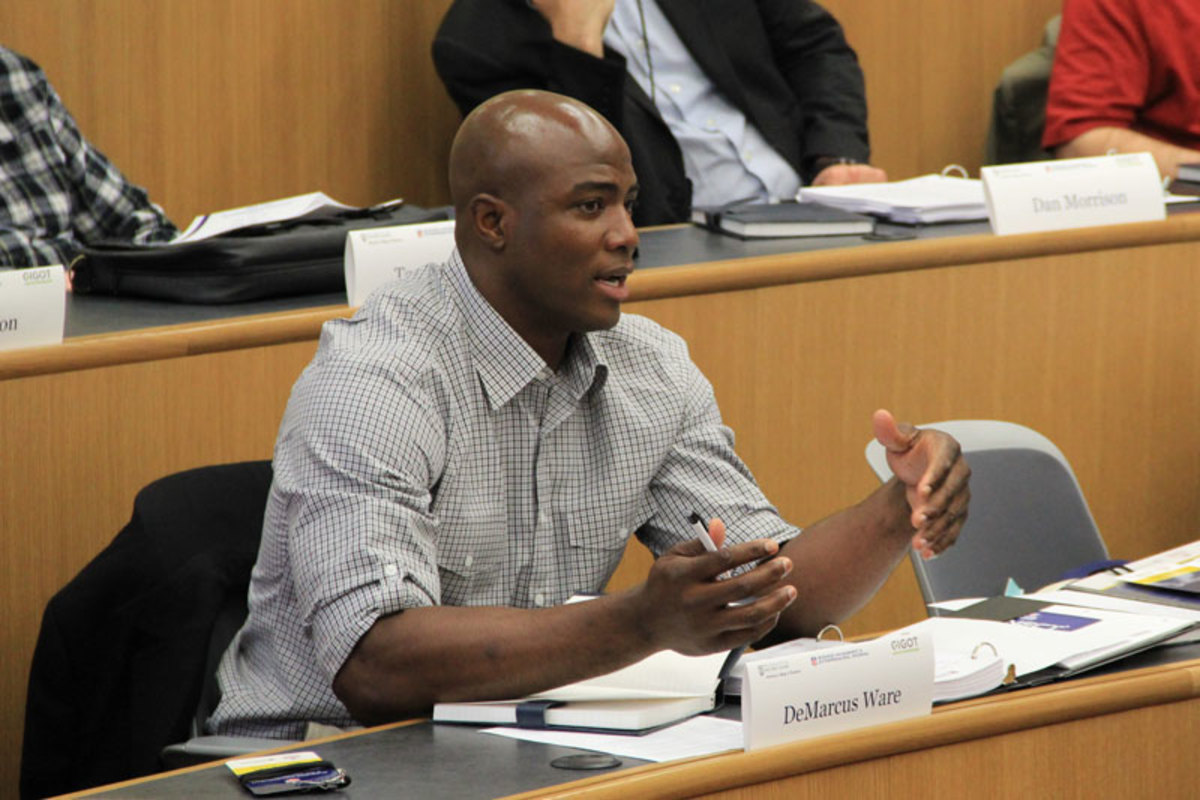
top-left (630, 520), bottom-right (797, 656)
top-left (530, 0), bottom-right (615, 57)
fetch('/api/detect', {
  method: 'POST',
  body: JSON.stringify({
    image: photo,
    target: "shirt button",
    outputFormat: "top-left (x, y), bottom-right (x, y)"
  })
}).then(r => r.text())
top-left (534, 593), bottom-right (546, 607)
top-left (669, 83), bottom-right (681, 94)
top-left (538, 509), bottom-right (550, 527)
top-left (464, 554), bottom-right (474, 568)
top-left (383, 564), bottom-right (398, 577)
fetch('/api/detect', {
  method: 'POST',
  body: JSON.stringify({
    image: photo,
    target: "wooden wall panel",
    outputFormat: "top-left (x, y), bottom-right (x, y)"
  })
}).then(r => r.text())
top-left (4, 226), bottom-right (1200, 791)
top-left (618, 240), bottom-right (1200, 637)
top-left (0, 0), bottom-right (460, 225)
top-left (0, 340), bottom-right (319, 794)
top-left (1, 0), bottom-right (1063, 231)
top-left (825, 0), bottom-right (1064, 179)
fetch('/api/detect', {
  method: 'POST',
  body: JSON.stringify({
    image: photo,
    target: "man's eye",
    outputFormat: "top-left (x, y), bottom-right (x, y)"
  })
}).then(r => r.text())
top-left (578, 199), bottom-right (603, 214)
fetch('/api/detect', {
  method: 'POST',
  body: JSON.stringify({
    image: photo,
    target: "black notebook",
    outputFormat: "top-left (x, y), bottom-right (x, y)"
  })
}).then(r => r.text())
top-left (1177, 162), bottom-right (1200, 183)
top-left (692, 201), bottom-right (874, 239)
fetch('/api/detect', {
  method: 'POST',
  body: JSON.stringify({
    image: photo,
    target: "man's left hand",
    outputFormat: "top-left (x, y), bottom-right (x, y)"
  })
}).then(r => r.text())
top-left (811, 163), bottom-right (887, 185)
top-left (873, 408), bottom-right (970, 559)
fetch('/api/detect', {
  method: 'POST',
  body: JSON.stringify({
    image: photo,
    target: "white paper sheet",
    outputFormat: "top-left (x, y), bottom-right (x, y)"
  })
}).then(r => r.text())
top-left (480, 715), bottom-right (743, 763)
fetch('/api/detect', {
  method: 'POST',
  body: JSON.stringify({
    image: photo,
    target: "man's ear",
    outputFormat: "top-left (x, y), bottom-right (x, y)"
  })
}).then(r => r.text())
top-left (468, 193), bottom-right (510, 252)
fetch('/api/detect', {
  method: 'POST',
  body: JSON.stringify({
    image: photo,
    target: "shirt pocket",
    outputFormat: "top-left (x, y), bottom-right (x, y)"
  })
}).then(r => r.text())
top-left (436, 512), bottom-right (506, 604)
top-left (564, 500), bottom-right (654, 586)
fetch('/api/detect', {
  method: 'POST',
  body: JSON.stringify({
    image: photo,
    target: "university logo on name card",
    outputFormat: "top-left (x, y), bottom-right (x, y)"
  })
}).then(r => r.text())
top-left (0, 266), bottom-right (67, 352)
top-left (344, 220), bottom-right (456, 306)
top-left (982, 153), bottom-right (1165, 236)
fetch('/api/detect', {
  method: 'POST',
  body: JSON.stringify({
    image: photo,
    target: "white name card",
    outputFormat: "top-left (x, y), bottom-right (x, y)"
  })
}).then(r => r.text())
top-left (0, 266), bottom-right (66, 352)
top-left (741, 627), bottom-right (933, 751)
top-left (982, 153), bottom-right (1165, 236)
top-left (344, 220), bottom-right (456, 307)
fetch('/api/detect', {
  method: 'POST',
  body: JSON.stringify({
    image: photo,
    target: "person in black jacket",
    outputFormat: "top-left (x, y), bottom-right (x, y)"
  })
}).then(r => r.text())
top-left (432, 0), bottom-right (886, 225)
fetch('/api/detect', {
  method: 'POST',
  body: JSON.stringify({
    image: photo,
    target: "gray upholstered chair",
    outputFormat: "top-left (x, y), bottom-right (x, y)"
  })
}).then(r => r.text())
top-left (865, 419), bottom-right (1109, 606)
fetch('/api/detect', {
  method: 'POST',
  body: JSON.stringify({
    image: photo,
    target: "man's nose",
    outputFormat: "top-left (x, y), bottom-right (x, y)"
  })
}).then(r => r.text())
top-left (606, 207), bottom-right (639, 251)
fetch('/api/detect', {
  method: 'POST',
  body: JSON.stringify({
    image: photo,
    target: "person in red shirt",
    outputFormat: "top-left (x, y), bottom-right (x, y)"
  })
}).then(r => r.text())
top-left (1042, 0), bottom-right (1200, 179)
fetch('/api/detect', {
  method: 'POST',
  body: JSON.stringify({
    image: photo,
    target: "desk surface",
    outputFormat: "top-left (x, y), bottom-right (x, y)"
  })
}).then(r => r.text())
top-left (60, 220), bottom-right (991, 340)
top-left (68, 643), bottom-right (1200, 799)
top-left (11, 211), bottom-right (1200, 796)
top-left (11, 207), bottom-right (1196, 384)
top-left (54, 204), bottom-right (1198, 342)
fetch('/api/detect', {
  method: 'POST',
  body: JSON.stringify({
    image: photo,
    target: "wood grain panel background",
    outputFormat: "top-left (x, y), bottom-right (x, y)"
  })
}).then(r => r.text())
top-left (0, 0), bottom-right (1097, 792)
top-left (1, 0), bottom-right (1062, 227)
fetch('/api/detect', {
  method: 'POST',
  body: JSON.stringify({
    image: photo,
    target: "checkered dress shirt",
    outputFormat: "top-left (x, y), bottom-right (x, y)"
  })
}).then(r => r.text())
top-left (212, 250), bottom-right (798, 738)
top-left (0, 48), bottom-right (176, 267)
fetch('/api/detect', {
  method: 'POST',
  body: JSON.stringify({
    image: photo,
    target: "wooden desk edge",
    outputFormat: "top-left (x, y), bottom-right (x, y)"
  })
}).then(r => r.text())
top-left (51, 660), bottom-right (1200, 799)
top-left (0, 305), bottom-right (350, 380)
top-left (630, 214), bottom-right (1200, 300)
top-left (507, 659), bottom-right (1200, 799)
top-left (6, 213), bottom-right (1200, 382)
top-left (49, 719), bottom-right (426, 799)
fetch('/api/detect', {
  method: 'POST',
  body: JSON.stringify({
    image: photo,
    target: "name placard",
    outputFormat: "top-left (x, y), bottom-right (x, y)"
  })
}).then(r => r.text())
top-left (344, 220), bottom-right (456, 306)
top-left (0, 266), bottom-right (66, 352)
top-left (741, 627), bottom-right (933, 751)
top-left (982, 153), bottom-right (1165, 236)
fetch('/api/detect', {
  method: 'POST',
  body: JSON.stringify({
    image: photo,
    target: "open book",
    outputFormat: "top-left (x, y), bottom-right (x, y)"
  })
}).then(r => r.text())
top-left (433, 647), bottom-right (733, 735)
top-left (931, 595), bottom-right (1195, 685)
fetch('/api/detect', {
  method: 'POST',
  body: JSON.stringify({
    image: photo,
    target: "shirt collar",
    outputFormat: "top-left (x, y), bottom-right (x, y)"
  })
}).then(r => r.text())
top-left (445, 249), bottom-right (609, 409)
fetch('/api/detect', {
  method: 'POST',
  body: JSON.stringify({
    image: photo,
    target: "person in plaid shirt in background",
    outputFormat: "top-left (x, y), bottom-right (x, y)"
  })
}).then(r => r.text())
top-left (0, 46), bottom-right (176, 269)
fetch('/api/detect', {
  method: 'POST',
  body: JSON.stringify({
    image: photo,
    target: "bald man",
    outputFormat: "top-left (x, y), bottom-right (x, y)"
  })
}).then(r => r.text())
top-left (210, 90), bottom-right (969, 738)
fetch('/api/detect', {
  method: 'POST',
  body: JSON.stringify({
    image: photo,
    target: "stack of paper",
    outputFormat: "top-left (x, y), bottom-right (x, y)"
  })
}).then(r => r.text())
top-left (1065, 537), bottom-right (1200, 618)
top-left (925, 596), bottom-right (1195, 682)
top-left (172, 191), bottom-right (357, 243)
top-left (799, 174), bottom-right (988, 224)
top-left (482, 715), bottom-right (744, 763)
top-left (933, 645), bottom-right (1009, 703)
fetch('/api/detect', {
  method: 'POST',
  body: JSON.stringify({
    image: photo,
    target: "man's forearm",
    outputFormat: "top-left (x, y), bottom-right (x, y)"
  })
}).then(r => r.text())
top-left (332, 532), bottom-right (796, 726)
top-left (1056, 126), bottom-right (1200, 179)
top-left (333, 593), bottom-right (657, 726)
top-left (769, 478), bottom-right (912, 640)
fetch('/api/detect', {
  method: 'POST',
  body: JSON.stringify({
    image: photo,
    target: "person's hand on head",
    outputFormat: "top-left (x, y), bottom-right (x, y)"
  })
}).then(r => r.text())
top-left (872, 409), bottom-right (970, 560)
top-left (811, 163), bottom-right (888, 186)
top-left (530, 0), bottom-right (616, 57)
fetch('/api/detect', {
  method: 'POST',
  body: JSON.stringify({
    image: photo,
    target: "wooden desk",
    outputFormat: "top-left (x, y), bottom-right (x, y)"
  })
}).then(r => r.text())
top-left (7, 213), bottom-right (1200, 792)
top-left (64, 648), bottom-right (1200, 798)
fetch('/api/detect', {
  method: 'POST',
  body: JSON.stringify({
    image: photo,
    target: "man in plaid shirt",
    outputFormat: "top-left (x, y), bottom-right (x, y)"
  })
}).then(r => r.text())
top-left (0, 46), bottom-right (176, 268)
top-left (212, 89), bottom-right (971, 738)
